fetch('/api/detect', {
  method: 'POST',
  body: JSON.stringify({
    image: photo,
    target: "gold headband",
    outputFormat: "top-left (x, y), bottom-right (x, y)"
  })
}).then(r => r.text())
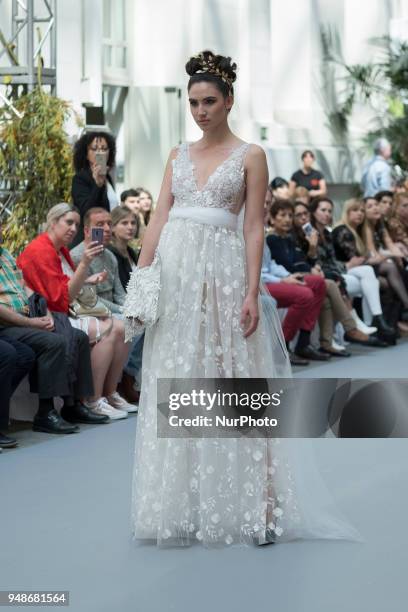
top-left (193, 53), bottom-right (234, 89)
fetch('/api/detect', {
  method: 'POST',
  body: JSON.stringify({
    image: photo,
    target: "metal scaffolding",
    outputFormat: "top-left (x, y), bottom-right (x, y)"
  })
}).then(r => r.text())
top-left (0, 0), bottom-right (57, 220)
top-left (0, 0), bottom-right (57, 94)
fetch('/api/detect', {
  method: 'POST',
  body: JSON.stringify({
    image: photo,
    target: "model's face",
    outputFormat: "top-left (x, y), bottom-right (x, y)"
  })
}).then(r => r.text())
top-left (293, 205), bottom-right (310, 228)
top-left (302, 153), bottom-right (315, 170)
top-left (51, 212), bottom-right (80, 246)
top-left (138, 191), bottom-right (152, 212)
top-left (313, 201), bottom-right (333, 227)
top-left (348, 206), bottom-right (365, 227)
top-left (113, 214), bottom-right (137, 242)
top-left (86, 211), bottom-right (112, 245)
top-left (87, 137), bottom-right (109, 167)
top-left (397, 197), bottom-right (408, 223)
top-left (123, 197), bottom-right (140, 214)
top-left (273, 209), bottom-right (293, 233)
top-left (188, 82), bottom-right (232, 131)
top-left (364, 199), bottom-right (381, 222)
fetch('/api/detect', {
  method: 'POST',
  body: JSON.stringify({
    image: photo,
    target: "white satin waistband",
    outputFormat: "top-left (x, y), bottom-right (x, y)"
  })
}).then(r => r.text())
top-left (168, 206), bottom-right (238, 230)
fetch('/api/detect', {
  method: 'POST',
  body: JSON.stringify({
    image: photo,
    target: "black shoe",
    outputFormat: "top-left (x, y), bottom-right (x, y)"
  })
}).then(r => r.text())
top-left (288, 351), bottom-right (309, 366)
top-left (295, 346), bottom-right (331, 361)
top-left (0, 432), bottom-right (18, 448)
top-left (319, 347), bottom-right (351, 358)
top-left (61, 403), bottom-right (109, 425)
top-left (371, 315), bottom-right (396, 336)
top-left (366, 336), bottom-right (390, 348)
top-left (33, 409), bottom-right (80, 434)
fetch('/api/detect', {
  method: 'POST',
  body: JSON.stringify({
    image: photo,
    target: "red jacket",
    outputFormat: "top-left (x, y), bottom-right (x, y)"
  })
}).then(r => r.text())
top-left (17, 233), bottom-right (76, 313)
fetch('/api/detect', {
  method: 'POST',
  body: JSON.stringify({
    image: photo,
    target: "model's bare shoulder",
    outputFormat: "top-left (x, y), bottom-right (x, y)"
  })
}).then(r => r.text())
top-left (245, 143), bottom-right (267, 161)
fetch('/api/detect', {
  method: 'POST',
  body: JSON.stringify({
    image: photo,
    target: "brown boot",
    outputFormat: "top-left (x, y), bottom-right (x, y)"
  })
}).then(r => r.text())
top-left (117, 372), bottom-right (140, 404)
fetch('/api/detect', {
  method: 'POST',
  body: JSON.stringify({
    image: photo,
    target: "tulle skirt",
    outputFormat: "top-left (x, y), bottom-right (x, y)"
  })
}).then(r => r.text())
top-left (130, 214), bottom-right (360, 547)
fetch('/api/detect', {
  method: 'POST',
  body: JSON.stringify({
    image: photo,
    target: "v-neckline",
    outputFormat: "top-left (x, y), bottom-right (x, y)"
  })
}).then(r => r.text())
top-left (186, 142), bottom-right (247, 193)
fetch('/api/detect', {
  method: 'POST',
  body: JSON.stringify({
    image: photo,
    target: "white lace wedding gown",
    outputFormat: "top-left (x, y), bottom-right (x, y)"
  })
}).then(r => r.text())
top-left (128, 142), bottom-right (360, 547)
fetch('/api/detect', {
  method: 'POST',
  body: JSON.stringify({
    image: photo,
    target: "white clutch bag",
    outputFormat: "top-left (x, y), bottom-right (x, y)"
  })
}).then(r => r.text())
top-left (124, 250), bottom-right (162, 342)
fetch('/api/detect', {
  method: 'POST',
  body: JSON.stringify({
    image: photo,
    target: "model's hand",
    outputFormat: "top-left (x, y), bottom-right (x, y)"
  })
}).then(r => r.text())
top-left (240, 294), bottom-right (259, 338)
top-left (81, 241), bottom-right (104, 266)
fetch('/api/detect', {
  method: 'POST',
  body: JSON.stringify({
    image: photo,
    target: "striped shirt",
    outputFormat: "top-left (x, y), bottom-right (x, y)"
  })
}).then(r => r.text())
top-left (0, 247), bottom-right (29, 314)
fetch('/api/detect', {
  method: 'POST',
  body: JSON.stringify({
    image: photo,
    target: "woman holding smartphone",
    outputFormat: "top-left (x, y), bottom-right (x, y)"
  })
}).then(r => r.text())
top-left (71, 131), bottom-right (118, 246)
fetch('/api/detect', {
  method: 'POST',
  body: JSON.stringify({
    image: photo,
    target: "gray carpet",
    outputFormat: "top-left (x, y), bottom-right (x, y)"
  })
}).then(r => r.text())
top-left (1, 341), bottom-right (408, 612)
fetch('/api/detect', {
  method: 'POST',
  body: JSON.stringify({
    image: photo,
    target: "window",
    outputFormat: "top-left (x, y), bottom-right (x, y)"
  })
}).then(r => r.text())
top-left (103, 0), bottom-right (127, 70)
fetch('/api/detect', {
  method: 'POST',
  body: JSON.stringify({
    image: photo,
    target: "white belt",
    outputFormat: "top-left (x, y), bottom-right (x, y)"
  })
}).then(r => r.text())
top-left (168, 206), bottom-right (238, 230)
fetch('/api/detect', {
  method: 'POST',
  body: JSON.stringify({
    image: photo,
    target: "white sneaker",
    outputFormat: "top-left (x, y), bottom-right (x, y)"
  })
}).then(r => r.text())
top-left (106, 391), bottom-right (138, 413)
top-left (331, 339), bottom-right (346, 352)
top-left (351, 309), bottom-right (377, 335)
top-left (88, 398), bottom-right (128, 420)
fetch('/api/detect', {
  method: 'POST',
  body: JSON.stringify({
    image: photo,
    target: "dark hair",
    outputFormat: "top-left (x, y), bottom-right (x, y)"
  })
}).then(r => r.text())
top-left (120, 188), bottom-right (140, 203)
top-left (309, 196), bottom-right (333, 216)
top-left (362, 196), bottom-right (377, 205)
top-left (374, 190), bottom-right (393, 202)
top-left (73, 131), bottom-right (116, 173)
top-left (185, 50), bottom-right (237, 97)
top-left (301, 149), bottom-right (315, 160)
top-left (294, 200), bottom-right (309, 212)
top-left (270, 177), bottom-right (289, 190)
top-left (270, 199), bottom-right (294, 218)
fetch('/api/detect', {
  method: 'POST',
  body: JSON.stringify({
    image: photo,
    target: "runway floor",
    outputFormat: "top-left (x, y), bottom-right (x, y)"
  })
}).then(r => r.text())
top-left (1, 340), bottom-right (408, 612)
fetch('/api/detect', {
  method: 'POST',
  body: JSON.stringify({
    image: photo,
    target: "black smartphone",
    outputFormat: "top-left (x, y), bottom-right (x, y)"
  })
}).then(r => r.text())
top-left (91, 227), bottom-right (104, 245)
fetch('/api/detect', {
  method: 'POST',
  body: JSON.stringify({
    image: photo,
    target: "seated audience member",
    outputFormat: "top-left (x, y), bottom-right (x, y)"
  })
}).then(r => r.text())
top-left (375, 190), bottom-right (394, 228)
top-left (17, 203), bottom-right (132, 420)
top-left (0, 337), bottom-right (34, 448)
top-left (269, 177), bottom-right (290, 200)
top-left (293, 186), bottom-right (310, 206)
top-left (289, 150), bottom-right (327, 198)
top-left (310, 197), bottom-right (395, 340)
top-left (292, 201), bottom-right (378, 352)
top-left (362, 196), bottom-right (408, 333)
top-left (120, 188), bottom-right (140, 214)
top-left (107, 206), bottom-right (143, 402)
top-left (0, 223), bottom-right (103, 435)
top-left (361, 138), bottom-right (393, 198)
top-left (71, 130), bottom-right (118, 246)
top-left (70, 208), bottom-right (126, 314)
top-left (262, 242), bottom-right (322, 365)
top-left (70, 207), bottom-right (140, 407)
top-left (108, 206), bottom-right (140, 288)
top-left (265, 200), bottom-right (329, 363)
top-left (264, 185), bottom-right (274, 234)
top-left (388, 192), bottom-right (408, 257)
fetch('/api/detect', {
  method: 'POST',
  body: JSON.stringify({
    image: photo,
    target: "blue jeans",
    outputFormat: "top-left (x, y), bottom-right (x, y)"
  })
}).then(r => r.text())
top-left (124, 332), bottom-right (145, 380)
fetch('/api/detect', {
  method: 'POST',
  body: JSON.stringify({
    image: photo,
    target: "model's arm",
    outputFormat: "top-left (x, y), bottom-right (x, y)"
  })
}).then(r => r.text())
top-left (241, 145), bottom-right (268, 338)
top-left (136, 148), bottom-right (177, 268)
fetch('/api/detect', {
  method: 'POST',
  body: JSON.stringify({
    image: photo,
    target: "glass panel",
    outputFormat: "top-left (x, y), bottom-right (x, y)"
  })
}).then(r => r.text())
top-left (115, 46), bottom-right (126, 69)
top-left (103, 0), bottom-right (111, 38)
top-left (103, 45), bottom-right (112, 68)
top-left (112, 0), bottom-right (125, 40)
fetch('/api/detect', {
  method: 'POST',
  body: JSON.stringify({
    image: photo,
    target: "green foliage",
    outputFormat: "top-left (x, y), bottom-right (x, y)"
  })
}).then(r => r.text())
top-left (320, 28), bottom-right (408, 168)
top-left (0, 87), bottom-right (81, 253)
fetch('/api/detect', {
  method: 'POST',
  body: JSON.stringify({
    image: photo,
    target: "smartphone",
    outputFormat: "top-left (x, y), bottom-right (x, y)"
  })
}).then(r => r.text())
top-left (91, 227), bottom-right (104, 245)
top-left (95, 151), bottom-right (107, 175)
top-left (302, 222), bottom-right (313, 236)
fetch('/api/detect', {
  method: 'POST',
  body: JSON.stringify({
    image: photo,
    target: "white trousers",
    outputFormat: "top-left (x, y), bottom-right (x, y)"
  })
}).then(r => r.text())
top-left (342, 265), bottom-right (382, 319)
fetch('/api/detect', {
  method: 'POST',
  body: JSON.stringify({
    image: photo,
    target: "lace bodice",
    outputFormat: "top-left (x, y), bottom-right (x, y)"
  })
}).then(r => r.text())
top-left (171, 142), bottom-right (249, 214)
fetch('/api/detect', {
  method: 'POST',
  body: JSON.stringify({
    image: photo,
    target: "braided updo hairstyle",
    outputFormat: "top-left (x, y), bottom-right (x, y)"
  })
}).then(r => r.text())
top-left (185, 50), bottom-right (237, 97)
